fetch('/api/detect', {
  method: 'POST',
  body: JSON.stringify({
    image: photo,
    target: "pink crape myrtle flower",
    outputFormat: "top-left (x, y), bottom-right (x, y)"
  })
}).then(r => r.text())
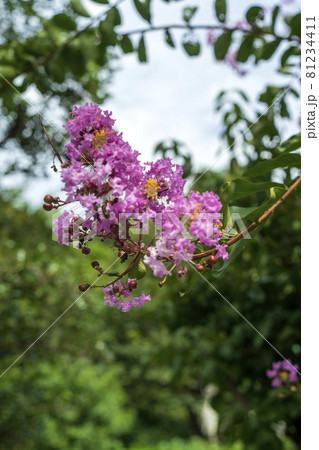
top-left (266, 360), bottom-right (299, 387)
top-left (104, 279), bottom-right (151, 312)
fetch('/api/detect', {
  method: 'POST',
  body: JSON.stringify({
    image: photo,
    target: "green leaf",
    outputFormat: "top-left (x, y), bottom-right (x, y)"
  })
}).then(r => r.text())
top-left (278, 133), bottom-right (301, 153)
top-left (237, 35), bottom-right (254, 63)
top-left (99, 20), bottom-right (117, 46)
top-left (214, 31), bottom-right (232, 60)
top-left (281, 46), bottom-right (301, 66)
top-left (165, 29), bottom-right (175, 48)
top-left (229, 206), bottom-right (257, 219)
top-left (70, 0), bottom-right (90, 17)
top-left (182, 34), bottom-right (201, 57)
top-left (107, 7), bottom-right (121, 26)
top-left (119, 34), bottom-right (134, 53)
top-left (222, 204), bottom-right (232, 229)
top-left (53, 14), bottom-right (77, 31)
top-left (99, 8), bottom-right (121, 46)
top-left (290, 13), bottom-right (301, 38)
top-left (183, 7), bottom-right (198, 23)
top-left (231, 179), bottom-right (285, 201)
top-left (0, 65), bottom-right (17, 78)
top-left (137, 35), bottom-right (147, 62)
top-left (258, 85), bottom-right (281, 105)
top-left (91, 0), bottom-right (109, 3)
top-left (245, 186), bottom-right (287, 222)
top-left (104, 271), bottom-right (121, 277)
top-left (130, 259), bottom-right (147, 280)
top-left (212, 240), bottom-right (245, 278)
top-left (271, 6), bottom-right (280, 32)
top-left (244, 153), bottom-right (300, 178)
top-left (235, 89), bottom-right (249, 102)
top-left (246, 6), bottom-right (264, 25)
top-left (134, 0), bottom-right (151, 23)
top-left (220, 181), bottom-right (235, 203)
top-left (179, 269), bottom-right (200, 297)
top-left (261, 39), bottom-right (281, 61)
top-left (214, 0), bottom-right (226, 23)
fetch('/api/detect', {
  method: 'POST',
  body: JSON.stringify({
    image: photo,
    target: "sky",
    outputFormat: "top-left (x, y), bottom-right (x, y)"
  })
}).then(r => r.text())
top-left (3, 0), bottom-right (300, 206)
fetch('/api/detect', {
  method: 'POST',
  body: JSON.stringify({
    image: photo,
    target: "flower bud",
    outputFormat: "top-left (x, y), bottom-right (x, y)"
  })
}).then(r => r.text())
top-left (43, 203), bottom-right (53, 211)
top-left (44, 194), bottom-right (54, 203)
top-left (120, 253), bottom-right (128, 263)
top-left (110, 223), bottom-right (119, 232)
top-left (128, 280), bottom-right (137, 290)
top-left (82, 247), bottom-right (91, 255)
top-left (78, 283), bottom-right (91, 292)
top-left (91, 260), bottom-right (100, 269)
top-left (206, 255), bottom-right (217, 265)
top-left (196, 264), bottom-right (205, 272)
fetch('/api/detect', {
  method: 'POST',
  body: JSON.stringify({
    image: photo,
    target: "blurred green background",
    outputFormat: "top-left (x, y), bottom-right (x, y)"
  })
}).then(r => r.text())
top-left (0, 0), bottom-right (300, 449)
top-left (0, 178), bottom-right (300, 449)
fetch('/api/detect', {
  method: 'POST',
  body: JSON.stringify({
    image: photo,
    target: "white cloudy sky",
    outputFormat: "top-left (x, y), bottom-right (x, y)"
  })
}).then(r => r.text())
top-left (4, 0), bottom-right (299, 206)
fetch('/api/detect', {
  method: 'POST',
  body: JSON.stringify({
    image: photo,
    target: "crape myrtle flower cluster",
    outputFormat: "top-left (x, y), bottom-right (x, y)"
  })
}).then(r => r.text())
top-left (103, 279), bottom-right (151, 312)
top-left (266, 360), bottom-right (299, 388)
top-left (44, 103), bottom-right (229, 312)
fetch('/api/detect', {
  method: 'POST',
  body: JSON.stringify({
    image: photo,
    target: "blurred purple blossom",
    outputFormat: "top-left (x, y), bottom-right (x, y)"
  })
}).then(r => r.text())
top-left (266, 360), bottom-right (299, 387)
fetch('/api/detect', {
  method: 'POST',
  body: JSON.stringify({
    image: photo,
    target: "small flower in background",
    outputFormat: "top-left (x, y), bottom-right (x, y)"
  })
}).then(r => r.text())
top-left (233, 20), bottom-right (252, 31)
top-left (207, 28), bottom-right (216, 46)
top-left (224, 51), bottom-right (248, 76)
top-left (266, 360), bottom-right (299, 387)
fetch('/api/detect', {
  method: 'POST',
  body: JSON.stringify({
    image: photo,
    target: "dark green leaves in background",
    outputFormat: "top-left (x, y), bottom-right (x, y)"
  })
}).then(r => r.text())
top-left (0, 0), bottom-right (300, 176)
top-left (215, 0), bottom-right (227, 23)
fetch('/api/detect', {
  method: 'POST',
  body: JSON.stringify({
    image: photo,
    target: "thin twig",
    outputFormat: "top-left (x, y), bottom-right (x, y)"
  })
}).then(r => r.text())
top-left (119, 24), bottom-right (300, 43)
top-left (39, 117), bottom-right (64, 165)
top-left (192, 176), bottom-right (301, 260)
top-left (103, 252), bottom-right (142, 288)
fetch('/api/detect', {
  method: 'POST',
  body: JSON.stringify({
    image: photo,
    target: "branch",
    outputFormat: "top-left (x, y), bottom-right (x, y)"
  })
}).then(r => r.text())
top-left (119, 24), bottom-right (300, 43)
top-left (192, 176), bottom-right (301, 260)
top-left (92, 252), bottom-right (142, 289)
top-left (39, 118), bottom-right (64, 165)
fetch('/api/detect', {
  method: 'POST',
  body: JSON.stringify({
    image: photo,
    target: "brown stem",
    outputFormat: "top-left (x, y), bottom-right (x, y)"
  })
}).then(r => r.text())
top-left (104, 252), bottom-right (142, 288)
top-left (192, 176), bottom-right (301, 260)
top-left (158, 264), bottom-right (176, 287)
top-left (39, 118), bottom-right (64, 165)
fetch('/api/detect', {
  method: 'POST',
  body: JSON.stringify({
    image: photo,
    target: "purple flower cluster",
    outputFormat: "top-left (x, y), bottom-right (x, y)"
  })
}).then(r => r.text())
top-left (51, 103), bottom-right (229, 310)
top-left (103, 279), bottom-right (151, 312)
top-left (266, 360), bottom-right (299, 387)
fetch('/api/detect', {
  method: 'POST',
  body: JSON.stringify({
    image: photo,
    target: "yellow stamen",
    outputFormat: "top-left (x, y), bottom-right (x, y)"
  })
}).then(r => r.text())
top-left (144, 178), bottom-right (158, 200)
top-left (190, 203), bottom-right (201, 220)
top-left (93, 128), bottom-right (108, 147)
top-left (279, 370), bottom-right (289, 382)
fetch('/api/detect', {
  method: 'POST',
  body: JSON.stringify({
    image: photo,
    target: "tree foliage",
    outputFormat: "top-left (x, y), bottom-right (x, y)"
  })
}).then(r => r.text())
top-left (0, 0), bottom-right (300, 176)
